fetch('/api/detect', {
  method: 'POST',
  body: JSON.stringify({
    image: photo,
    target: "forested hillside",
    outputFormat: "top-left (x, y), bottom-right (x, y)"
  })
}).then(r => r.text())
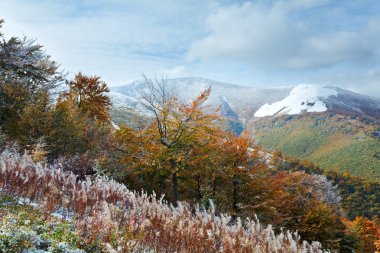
top-left (1, 18), bottom-right (380, 252)
top-left (271, 155), bottom-right (380, 221)
top-left (250, 113), bottom-right (380, 180)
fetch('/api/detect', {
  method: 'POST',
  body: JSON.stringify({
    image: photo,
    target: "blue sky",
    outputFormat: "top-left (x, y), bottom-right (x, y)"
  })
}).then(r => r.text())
top-left (1, 0), bottom-right (380, 96)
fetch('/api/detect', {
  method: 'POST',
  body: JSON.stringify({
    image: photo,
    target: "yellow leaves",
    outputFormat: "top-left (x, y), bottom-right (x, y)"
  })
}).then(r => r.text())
top-left (63, 72), bottom-right (111, 123)
top-left (343, 216), bottom-right (380, 253)
top-left (31, 142), bottom-right (48, 164)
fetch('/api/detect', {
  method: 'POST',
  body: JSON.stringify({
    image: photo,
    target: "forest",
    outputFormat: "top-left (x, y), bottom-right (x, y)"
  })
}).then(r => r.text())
top-left (1, 18), bottom-right (380, 252)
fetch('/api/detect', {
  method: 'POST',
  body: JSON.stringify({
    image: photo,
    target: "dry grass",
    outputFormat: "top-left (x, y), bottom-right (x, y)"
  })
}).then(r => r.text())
top-left (0, 149), bottom-right (327, 252)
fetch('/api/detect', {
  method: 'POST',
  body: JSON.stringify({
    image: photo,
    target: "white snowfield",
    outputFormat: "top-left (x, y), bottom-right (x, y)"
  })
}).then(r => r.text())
top-left (254, 84), bottom-right (338, 117)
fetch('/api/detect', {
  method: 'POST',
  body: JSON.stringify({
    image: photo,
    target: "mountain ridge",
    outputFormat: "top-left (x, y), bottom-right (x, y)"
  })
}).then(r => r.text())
top-left (109, 77), bottom-right (380, 121)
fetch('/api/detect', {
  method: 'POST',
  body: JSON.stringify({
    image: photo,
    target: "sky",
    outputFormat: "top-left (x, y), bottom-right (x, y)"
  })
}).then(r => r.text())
top-left (1, 0), bottom-right (380, 97)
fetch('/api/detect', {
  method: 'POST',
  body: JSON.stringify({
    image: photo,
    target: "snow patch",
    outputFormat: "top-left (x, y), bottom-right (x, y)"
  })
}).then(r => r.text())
top-left (111, 121), bottom-right (120, 130)
top-left (254, 85), bottom-right (338, 117)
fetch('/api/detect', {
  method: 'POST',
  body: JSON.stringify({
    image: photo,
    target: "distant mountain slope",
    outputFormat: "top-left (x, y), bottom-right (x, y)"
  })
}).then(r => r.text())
top-left (323, 87), bottom-right (380, 118)
top-left (110, 77), bottom-right (291, 122)
top-left (254, 84), bottom-right (380, 118)
top-left (254, 85), bottom-right (338, 117)
top-left (110, 78), bottom-right (380, 122)
top-left (249, 113), bottom-right (380, 180)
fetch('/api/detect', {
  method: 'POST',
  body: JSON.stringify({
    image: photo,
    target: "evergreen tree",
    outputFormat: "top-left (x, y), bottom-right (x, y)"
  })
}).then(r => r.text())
top-left (0, 19), bottom-right (62, 143)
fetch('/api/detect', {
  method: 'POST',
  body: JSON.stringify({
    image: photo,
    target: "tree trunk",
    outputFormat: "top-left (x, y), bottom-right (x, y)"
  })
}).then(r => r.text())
top-left (196, 174), bottom-right (203, 200)
top-left (211, 171), bottom-right (217, 199)
top-left (233, 174), bottom-right (238, 212)
top-left (172, 171), bottom-right (178, 206)
top-left (170, 159), bottom-right (178, 206)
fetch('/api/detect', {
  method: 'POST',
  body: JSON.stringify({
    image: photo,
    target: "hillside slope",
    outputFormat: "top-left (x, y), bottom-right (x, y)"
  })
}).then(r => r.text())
top-left (249, 113), bottom-right (380, 180)
top-left (0, 150), bottom-right (326, 252)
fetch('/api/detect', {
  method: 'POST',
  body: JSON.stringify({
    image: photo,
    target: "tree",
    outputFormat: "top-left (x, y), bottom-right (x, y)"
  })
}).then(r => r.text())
top-left (216, 133), bottom-right (261, 214)
top-left (17, 90), bottom-right (53, 146)
top-left (0, 19), bottom-right (62, 140)
top-left (343, 216), bottom-right (380, 253)
top-left (134, 77), bottom-right (219, 204)
top-left (299, 203), bottom-right (347, 251)
top-left (49, 92), bottom-right (112, 160)
top-left (49, 97), bottom-right (89, 158)
top-left (0, 19), bottom-right (62, 97)
top-left (47, 73), bottom-right (112, 160)
top-left (64, 72), bottom-right (111, 122)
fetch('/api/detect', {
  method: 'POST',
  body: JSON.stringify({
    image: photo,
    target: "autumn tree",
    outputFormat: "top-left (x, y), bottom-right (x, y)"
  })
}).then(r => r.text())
top-left (125, 77), bottom-right (220, 204)
top-left (49, 97), bottom-right (89, 158)
top-left (64, 72), bottom-right (111, 122)
top-left (215, 133), bottom-right (262, 214)
top-left (343, 216), bottom-right (380, 253)
top-left (17, 90), bottom-right (53, 146)
top-left (48, 73), bottom-right (112, 160)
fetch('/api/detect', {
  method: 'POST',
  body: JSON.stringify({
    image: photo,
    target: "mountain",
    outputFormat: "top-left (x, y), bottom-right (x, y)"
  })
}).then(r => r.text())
top-left (254, 85), bottom-right (337, 117)
top-left (254, 84), bottom-right (380, 119)
top-left (109, 77), bottom-right (380, 180)
top-left (110, 77), bottom-right (292, 121)
top-left (244, 84), bottom-right (380, 180)
top-left (110, 77), bottom-right (380, 121)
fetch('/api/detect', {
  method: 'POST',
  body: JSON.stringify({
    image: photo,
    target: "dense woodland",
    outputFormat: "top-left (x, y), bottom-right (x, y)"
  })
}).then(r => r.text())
top-left (250, 114), bottom-right (380, 180)
top-left (1, 18), bottom-right (380, 252)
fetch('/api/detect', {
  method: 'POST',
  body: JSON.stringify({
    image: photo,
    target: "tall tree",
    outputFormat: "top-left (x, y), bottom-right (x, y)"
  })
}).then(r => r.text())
top-left (0, 19), bottom-right (61, 95)
top-left (137, 77), bottom-right (219, 204)
top-left (64, 72), bottom-right (111, 122)
top-left (0, 19), bottom-right (62, 141)
top-left (50, 78), bottom-right (112, 159)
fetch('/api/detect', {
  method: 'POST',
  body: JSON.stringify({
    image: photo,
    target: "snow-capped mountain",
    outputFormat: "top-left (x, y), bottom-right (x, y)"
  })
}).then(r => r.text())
top-left (110, 77), bottom-right (291, 120)
top-left (254, 85), bottom-right (380, 118)
top-left (110, 77), bottom-right (380, 123)
top-left (254, 85), bottom-right (338, 117)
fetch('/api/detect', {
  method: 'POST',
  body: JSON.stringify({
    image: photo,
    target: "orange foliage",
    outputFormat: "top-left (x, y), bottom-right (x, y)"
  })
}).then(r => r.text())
top-left (64, 72), bottom-right (111, 122)
top-left (342, 216), bottom-right (380, 253)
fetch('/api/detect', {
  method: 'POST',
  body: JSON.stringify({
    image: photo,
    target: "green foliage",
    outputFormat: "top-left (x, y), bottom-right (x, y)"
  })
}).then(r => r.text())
top-left (279, 157), bottom-right (380, 221)
top-left (251, 113), bottom-right (380, 180)
top-left (311, 139), bottom-right (380, 179)
top-left (0, 196), bottom-right (88, 252)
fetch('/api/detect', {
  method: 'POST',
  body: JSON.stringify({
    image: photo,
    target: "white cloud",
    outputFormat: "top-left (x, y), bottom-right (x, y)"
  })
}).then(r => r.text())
top-left (164, 65), bottom-right (186, 78)
top-left (0, 0), bottom-right (210, 84)
top-left (188, 0), bottom-right (380, 70)
top-left (1, 0), bottom-right (380, 97)
top-left (312, 68), bottom-right (380, 98)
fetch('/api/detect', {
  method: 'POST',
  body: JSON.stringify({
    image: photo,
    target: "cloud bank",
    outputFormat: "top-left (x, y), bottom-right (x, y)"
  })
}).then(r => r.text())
top-left (189, 0), bottom-right (380, 70)
top-left (1, 0), bottom-right (380, 97)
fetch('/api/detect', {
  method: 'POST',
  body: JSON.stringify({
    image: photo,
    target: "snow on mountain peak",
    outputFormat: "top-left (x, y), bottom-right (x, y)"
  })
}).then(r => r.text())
top-left (254, 84), bottom-right (338, 117)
